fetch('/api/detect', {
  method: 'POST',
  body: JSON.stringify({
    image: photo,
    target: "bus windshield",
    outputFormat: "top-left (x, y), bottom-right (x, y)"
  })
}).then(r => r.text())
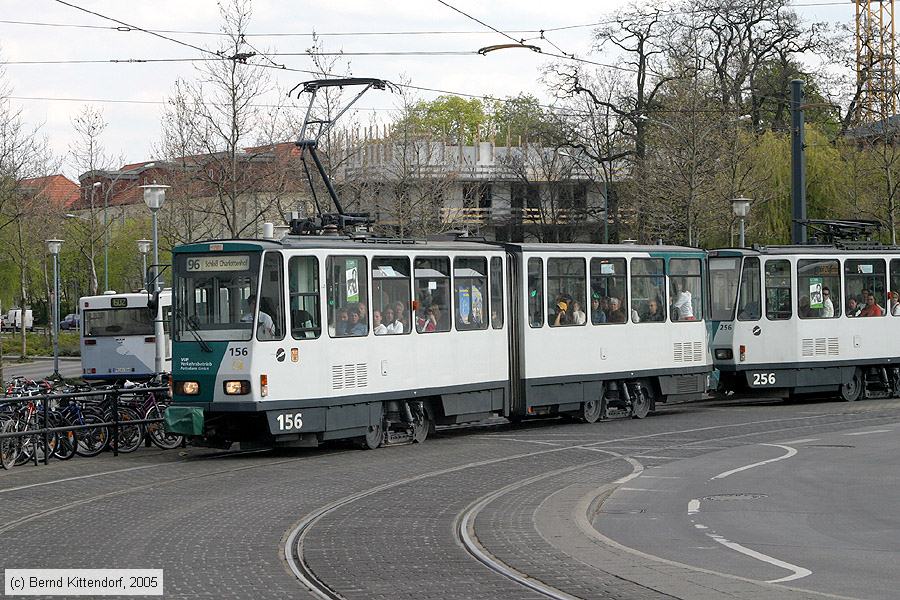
top-left (174, 252), bottom-right (260, 342)
top-left (84, 308), bottom-right (153, 337)
top-left (709, 257), bottom-right (741, 321)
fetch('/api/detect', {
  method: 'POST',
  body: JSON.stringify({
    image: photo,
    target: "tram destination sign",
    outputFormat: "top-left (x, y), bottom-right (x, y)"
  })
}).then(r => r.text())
top-left (186, 255), bottom-right (251, 272)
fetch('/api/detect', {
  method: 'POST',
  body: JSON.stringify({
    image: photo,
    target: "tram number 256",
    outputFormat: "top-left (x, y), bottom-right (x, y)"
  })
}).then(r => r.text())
top-left (276, 412), bottom-right (303, 431)
top-left (752, 372), bottom-right (777, 386)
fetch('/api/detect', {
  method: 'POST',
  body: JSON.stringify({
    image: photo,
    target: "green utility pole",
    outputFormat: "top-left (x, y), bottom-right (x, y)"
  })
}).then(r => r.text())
top-left (791, 79), bottom-right (807, 245)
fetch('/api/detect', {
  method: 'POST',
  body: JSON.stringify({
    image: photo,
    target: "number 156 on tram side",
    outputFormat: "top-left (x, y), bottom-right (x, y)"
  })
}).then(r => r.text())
top-left (164, 235), bottom-right (711, 449)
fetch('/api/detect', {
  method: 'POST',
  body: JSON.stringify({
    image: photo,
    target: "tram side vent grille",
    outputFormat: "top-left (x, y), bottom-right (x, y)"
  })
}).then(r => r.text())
top-left (673, 341), bottom-right (703, 362)
top-left (802, 337), bottom-right (840, 357)
top-left (331, 363), bottom-right (369, 390)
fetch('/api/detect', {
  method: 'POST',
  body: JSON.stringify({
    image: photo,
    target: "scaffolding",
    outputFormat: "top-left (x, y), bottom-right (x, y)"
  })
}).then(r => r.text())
top-left (856, 0), bottom-right (897, 122)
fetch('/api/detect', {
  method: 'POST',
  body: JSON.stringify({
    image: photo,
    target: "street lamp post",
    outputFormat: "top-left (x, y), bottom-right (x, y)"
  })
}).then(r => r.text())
top-left (46, 239), bottom-right (63, 379)
top-left (137, 239), bottom-right (151, 291)
top-left (732, 197), bottom-right (752, 247)
top-left (559, 150), bottom-right (608, 243)
top-left (140, 184), bottom-right (169, 376)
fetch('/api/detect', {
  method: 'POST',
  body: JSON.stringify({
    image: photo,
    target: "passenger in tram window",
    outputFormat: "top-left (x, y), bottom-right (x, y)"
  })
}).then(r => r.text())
top-left (671, 278), bottom-right (694, 321)
top-left (860, 294), bottom-right (884, 317)
top-left (552, 298), bottom-right (571, 326)
top-left (420, 304), bottom-right (440, 332)
top-left (373, 310), bottom-right (388, 335)
top-left (643, 298), bottom-right (665, 322)
top-left (383, 308), bottom-right (398, 334)
top-left (846, 297), bottom-right (861, 317)
top-left (890, 292), bottom-right (900, 316)
top-left (798, 295), bottom-right (814, 318)
top-left (571, 301), bottom-right (587, 325)
top-left (347, 310), bottom-right (368, 335)
top-left (860, 288), bottom-right (870, 305)
top-left (590, 296), bottom-right (607, 324)
top-left (821, 286), bottom-right (835, 318)
top-left (393, 301), bottom-right (408, 333)
top-left (607, 297), bottom-right (627, 323)
top-left (357, 302), bottom-right (368, 324)
top-left (242, 295), bottom-right (275, 338)
top-left (335, 309), bottom-right (350, 336)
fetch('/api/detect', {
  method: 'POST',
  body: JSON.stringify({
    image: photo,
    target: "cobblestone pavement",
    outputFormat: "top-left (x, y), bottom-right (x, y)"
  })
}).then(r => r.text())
top-left (0, 396), bottom-right (898, 599)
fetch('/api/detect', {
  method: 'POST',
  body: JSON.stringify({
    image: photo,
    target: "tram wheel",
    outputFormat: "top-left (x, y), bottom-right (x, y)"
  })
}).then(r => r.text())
top-left (360, 423), bottom-right (383, 450)
top-left (840, 368), bottom-right (864, 402)
top-left (631, 380), bottom-right (655, 419)
top-left (412, 413), bottom-right (430, 444)
top-left (579, 398), bottom-right (603, 424)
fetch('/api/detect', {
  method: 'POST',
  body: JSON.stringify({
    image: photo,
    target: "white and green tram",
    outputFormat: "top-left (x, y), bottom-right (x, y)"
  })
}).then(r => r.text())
top-left (166, 235), bottom-right (710, 449)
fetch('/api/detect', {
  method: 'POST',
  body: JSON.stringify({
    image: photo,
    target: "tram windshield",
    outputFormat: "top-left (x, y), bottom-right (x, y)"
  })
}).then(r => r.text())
top-left (174, 252), bottom-right (260, 342)
top-left (709, 257), bottom-right (741, 320)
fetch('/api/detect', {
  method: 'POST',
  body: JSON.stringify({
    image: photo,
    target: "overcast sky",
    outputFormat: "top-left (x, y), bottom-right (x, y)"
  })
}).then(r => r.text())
top-left (1, 1), bottom-right (853, 178)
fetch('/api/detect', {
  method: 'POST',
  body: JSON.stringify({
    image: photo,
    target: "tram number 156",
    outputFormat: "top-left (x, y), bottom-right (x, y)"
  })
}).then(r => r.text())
top-left (276, 412), bottom-right (303, 431)
top-left (752, 372), bottom-right (777, 386)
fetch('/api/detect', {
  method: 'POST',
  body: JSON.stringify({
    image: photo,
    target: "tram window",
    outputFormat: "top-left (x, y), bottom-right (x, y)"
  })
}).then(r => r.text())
top-left (737, 257), bottom-right (761, 321)
top-left (630, 258), bottom-right (665, 324)
top-left (765, 260), bottom-right (792, 320)
top-left (547, 258), bottom-right (586, 327)
top-left (326, 255), bottom-right (369, 337)
top-left (528, 257), bottom-right (543, 328)
top-left (490, 256), bottom-right (504, 329)
top-left (797, 259), bottom-right (840, 319)
top-left (256, 252), bottom-right (285, 341)
top-left (669, 258), bottom-right (702, 321)
top-left (289, 256), bottom-right (321, 339)
top-left (890, 259), bottom-right (900, 316)
top-left (590, 258), bottom-right (627, 325)
top-left (414, 257), bottom-right (451, 333)
top-left (372, 257), bottom-right (411, 335)
top-left (844, 259), bottom-right (886, 317)
top-left (709, 257), bottom-right (740, 321)
top-left (454, 257), bottom-right (489, 331)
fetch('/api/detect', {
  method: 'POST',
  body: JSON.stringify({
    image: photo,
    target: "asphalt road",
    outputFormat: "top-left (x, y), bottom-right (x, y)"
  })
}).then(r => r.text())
top-left (596, 415), bottom-right (900, 599)
top-left (0, 395), bottom-right (898, 600)
top-left (0, 357), bottom-right (82, 382)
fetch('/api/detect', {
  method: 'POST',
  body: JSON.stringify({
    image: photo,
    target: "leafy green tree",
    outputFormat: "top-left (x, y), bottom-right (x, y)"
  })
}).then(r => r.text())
top-left (398, 95), bottom-right (487, 144)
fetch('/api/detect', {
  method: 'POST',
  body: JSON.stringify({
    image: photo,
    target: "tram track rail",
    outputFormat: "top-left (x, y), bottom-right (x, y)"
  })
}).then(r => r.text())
top-left (282, 409), bottom-right (900, 600)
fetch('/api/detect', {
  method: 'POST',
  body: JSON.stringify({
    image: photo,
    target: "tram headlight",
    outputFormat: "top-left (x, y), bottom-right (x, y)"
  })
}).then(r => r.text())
top-left (223, 380), bottom-right (250, 395)
top-left (177, 380), bottom-right (200, 396)
top-left (714, 348), bottom-right (733, 360)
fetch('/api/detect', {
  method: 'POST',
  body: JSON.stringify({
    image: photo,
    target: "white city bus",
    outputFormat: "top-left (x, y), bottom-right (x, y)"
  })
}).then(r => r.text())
top-left (80, 290), bottom-right (172, 380)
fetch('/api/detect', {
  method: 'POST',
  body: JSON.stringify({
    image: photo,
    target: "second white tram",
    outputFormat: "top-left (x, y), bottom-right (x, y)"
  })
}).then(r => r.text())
top-left (710, 246), bottom-right (900, 400)
top-left (80, 290), bottom-right (172, 380)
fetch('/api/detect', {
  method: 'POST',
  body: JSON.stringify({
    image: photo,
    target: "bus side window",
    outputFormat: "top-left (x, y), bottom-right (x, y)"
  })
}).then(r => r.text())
top-left (547, 257), bottom-right (586, 327)
top-left (372, 256), bottom-right (411, 335)
top-left (765, 260), bottom-right (792, 320)
top-left (590, 258), bottom-right (627, 325)
top-left (289, 256), bottom-right (321, 339)
top-left (630, 258), bottom-right (665, 324)
top-left (413, 257), bottom-right (451, 333)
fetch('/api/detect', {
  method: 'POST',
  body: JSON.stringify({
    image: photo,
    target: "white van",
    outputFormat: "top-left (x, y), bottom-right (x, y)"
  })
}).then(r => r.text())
top-left (1, 308), bottom-right (34, 331)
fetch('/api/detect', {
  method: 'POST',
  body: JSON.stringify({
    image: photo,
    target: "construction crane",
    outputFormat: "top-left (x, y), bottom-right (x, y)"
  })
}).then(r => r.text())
top-left (856, 0), bottom-right (897, 122)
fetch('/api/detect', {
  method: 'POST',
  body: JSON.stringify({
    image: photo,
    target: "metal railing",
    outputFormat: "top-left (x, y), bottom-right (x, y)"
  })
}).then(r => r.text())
top-left (439, 206), bottom-right (601, 226)
top-left (0, 385), bottom-right (170, 467)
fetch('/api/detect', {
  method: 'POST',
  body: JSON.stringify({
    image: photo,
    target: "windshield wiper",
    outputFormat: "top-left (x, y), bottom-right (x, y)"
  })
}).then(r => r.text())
top-left (175, 307), bottom-right (213, 353)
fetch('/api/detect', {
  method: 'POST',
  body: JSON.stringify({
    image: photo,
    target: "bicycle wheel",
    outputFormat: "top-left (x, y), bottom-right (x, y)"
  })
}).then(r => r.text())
top-left (52, 414), bottom-right (78, 461)
top-left (75, 413), bottom-right (109, 458)
top-left (0, 419), bottom-right (21, 470)
top-left (145, 405), bottom-right (184, 450)
top-left (110, 407), bottom-right (143, 453)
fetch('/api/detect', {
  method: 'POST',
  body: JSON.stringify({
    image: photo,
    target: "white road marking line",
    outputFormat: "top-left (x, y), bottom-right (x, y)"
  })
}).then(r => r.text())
top-left (781, 438), bottom-right (819, 444)
top-left (633, 455), bottom-right (682, 460)
top-left (495, 438), bottom-right (564, 446)
top-left (0, 462), bottom-right (172, 494)
top-left (844, 430), bottom-right (891, 436)
top-left (639, 475), bottom-right (681, 479)
top-left (711, 444), bottom-right (797, 480)
top-left (687, 499), bottom-right (701, 515)
top-left (706, 532), bottom-right (812, 583)
top-left (619, 487), bottom-right (671, 492)
top-left (694, 524), bottom-right (708, 529)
